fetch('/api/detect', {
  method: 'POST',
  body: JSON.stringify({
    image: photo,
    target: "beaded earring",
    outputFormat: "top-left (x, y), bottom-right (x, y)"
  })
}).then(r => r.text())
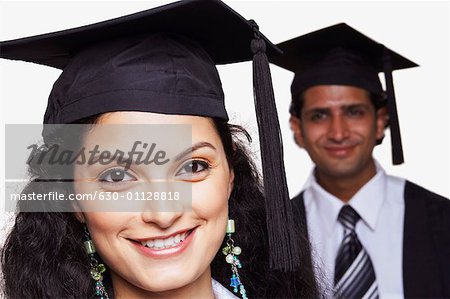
top-left (221, 219), bottom-right (248, 299)
top-left (83, 225), bottom-right (109, 299)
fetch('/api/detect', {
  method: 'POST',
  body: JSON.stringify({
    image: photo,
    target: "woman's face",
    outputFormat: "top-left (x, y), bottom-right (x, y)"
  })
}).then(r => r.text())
top-left (73, 112), bottom-right (233, 294)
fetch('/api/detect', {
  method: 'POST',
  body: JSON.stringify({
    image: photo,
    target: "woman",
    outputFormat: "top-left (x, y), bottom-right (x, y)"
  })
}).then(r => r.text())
top-left (1, 1), bottom-right (318, 298)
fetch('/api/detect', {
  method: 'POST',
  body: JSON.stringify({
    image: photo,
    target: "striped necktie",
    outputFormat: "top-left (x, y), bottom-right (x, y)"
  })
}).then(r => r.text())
top-left (334, 205), bottom-right (378, 299)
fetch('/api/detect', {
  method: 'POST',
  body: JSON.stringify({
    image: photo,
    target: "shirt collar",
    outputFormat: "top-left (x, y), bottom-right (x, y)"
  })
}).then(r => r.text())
top-left (306, 170), bottom-right (344, 237)
top-left (349, 161), bottom-right (387, 231)
top-left (306, 160), bottom-right (387, 235)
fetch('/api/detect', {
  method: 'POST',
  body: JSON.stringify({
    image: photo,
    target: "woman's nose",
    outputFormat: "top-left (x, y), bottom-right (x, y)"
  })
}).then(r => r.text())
top-left (141, 197), bottom-right (184, 228)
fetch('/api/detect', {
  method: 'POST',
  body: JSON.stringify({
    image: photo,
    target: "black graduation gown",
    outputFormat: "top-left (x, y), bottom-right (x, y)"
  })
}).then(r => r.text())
top-left (291, 180), bottom-right (450, 298)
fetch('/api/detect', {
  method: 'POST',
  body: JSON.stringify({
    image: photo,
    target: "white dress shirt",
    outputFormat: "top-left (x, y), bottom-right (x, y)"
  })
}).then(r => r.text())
top-left (302, 161), bottom-right (406, 299)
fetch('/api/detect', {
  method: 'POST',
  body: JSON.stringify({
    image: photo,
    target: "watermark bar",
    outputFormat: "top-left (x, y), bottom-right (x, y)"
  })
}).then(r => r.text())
top-left (5, 124), bottom-right (193, 212)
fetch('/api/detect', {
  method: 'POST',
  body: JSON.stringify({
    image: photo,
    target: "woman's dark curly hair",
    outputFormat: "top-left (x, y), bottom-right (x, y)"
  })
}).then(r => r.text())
top-left (1, 115), bottom-right (319, 298)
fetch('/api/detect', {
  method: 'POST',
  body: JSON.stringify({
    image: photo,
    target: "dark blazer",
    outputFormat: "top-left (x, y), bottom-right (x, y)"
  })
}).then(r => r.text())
top-left (292, 180), bottom-right (450, 298)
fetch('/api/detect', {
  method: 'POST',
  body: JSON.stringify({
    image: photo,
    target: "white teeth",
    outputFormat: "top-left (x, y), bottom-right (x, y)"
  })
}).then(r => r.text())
top-left (174, 234), bottom-right (181, 244)
top-left (139, 231), bottom-right (189, 249)
top-left (164, 237), bottom-right (174, 247)
top-left (154, 239), bottom-right (164, 248)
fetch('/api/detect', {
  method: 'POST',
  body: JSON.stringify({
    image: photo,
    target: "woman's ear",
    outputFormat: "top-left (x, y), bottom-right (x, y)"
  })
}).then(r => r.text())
top-left (73, 203), bottom-right (86, 223)
top-left (228, 168), bottom-right (235, 200)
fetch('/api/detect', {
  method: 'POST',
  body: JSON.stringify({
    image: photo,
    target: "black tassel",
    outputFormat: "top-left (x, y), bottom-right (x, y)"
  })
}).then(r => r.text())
top-left (383, 48), bottom-right (404, 165)
top-left (249, 20), bottom-right (300, 272)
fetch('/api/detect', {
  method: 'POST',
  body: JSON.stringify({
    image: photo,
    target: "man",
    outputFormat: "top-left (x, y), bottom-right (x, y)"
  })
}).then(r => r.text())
top-left (271, 23), bottom-right (450, 298)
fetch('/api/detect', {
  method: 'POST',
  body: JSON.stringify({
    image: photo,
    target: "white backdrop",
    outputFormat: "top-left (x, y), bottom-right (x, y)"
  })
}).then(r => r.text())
top-left (1, 1), bottom-right (449, 241)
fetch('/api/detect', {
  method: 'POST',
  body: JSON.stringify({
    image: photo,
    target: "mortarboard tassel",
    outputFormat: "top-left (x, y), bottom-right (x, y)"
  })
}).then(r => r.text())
top-left (383, 47), bottom-right (404, 165)
top-left (249, 20), bottom-right (300, 272)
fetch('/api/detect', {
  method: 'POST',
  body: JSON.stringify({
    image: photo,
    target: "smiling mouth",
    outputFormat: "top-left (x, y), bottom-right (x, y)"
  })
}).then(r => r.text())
top-left (325, 145), bottom-right (355, 154)
top-left (131, 229), bottom-right (194, 250)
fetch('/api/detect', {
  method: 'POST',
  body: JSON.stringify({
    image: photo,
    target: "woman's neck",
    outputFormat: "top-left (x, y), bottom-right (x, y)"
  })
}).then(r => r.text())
top-left (111, 267), bottom-right (215, 299)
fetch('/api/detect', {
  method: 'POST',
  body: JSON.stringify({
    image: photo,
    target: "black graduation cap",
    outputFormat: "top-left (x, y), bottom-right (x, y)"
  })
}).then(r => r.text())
top-left (271, 23), bottom-right (418, 165)
top-left (0, 0), bottom-right (298, 271)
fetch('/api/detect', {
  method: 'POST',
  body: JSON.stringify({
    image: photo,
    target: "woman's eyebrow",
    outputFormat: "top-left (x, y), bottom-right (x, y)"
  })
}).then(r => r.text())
top-left (173, 142), bottom-right (217, 162)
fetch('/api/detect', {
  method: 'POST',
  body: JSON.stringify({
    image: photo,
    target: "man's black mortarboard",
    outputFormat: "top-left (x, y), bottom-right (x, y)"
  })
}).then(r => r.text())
top-left (0, 0), bottom-right (299, 271)
top-left (271, 23), bottom-right (418, 165)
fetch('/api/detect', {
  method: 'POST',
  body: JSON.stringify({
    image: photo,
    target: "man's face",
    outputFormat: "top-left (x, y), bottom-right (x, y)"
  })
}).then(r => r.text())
top-left (290, 85), bottom-right (387, 180)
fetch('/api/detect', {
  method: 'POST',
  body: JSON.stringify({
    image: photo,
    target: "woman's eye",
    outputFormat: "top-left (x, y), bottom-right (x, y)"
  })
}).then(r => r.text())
top-left (176, 160), bottom-right (209, 177)
top-left (98, 168), bottom-right (136, 183)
